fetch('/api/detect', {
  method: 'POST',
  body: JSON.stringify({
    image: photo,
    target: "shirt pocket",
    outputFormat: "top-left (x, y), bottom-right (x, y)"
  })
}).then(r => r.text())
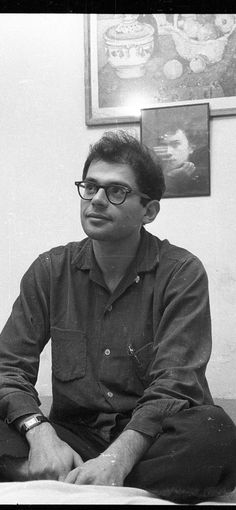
top-left (51, 327), bottom-right (86, 381)
top-left (128, 341), bottom-right (154, 386)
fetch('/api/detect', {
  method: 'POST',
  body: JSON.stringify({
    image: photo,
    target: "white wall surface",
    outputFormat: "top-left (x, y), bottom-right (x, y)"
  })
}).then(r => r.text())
top-left (0, 14), bottom-right (235, 398)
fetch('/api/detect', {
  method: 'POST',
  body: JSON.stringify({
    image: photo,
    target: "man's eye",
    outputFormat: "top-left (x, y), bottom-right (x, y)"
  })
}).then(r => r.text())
top-left (109, 186), bottom-right (126, 198)
top-left (85, 183), bottom-right (97, 193)
top-left (109, 186), bottom-right (123, 195)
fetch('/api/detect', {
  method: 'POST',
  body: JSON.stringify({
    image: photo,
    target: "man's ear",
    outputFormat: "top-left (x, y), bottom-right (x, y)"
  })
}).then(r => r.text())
top-left (142, 200), bottom-right (160, 225)
top-left (189, 143), bottom-right (195, 155)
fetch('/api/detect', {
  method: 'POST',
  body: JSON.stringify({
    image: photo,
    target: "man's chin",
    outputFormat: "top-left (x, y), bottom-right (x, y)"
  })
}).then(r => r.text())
top-left (82, 224), bottom-right (113, 241)
top-left (164, 162), bottom-right (178, 173)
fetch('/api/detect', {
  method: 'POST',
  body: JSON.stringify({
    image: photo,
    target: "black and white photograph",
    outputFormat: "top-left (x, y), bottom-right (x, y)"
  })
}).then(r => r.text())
top-left (0, 11), bottom-right (236, 506)
top-left (141, 103), bottom-right (210, 198)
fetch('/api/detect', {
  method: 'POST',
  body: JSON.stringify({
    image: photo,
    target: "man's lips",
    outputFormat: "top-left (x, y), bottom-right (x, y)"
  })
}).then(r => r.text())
top-left (162, 155), bottom-right (176, 161)
top-left (86, 213), bottom-right (111, 221)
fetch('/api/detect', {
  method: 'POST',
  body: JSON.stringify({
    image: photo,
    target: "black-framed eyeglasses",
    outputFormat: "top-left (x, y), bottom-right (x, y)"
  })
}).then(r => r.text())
top-left (74, 180), bottom-right (151, 205)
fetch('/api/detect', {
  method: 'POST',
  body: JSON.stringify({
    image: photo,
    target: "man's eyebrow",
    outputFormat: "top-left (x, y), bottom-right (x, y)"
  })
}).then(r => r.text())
top-left (84, 177), bottom-right (130, 187)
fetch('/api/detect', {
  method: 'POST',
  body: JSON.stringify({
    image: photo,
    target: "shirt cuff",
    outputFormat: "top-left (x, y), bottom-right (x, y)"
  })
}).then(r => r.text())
top-left (123, 405), bottom-right (163, 438)
top-left (124, 400), bottom-right (189, 438)
top-left (3, 391), bottom-right (42, 424)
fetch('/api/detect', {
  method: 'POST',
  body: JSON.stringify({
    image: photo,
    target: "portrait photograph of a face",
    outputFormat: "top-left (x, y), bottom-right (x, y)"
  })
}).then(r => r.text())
top-left (141, 103), bottom-right (210, 198)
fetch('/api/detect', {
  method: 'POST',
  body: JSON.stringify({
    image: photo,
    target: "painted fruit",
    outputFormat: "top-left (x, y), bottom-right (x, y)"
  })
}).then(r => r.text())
top-left (190, 56), bottom-right (207, 73)
top-left (215, 14), bottom-right (235, 34)
top-left (163, 59), bottom-right (183, 79)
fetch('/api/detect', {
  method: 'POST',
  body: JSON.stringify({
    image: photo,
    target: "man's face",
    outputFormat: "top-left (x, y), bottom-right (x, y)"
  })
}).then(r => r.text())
top-left (80, 160), bottom-right (147, 243)
top-left (156, 129), bottom-right (193, 172)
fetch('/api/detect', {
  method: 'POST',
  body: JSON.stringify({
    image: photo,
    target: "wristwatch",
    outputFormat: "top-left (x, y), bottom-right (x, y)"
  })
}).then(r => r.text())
top-left (20, 414), bottom-right (50, 435)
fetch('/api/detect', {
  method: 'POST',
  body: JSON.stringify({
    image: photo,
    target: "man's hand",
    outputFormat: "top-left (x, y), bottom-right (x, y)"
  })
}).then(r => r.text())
top-left (65, 429), bottom-right (153, 486)
top-left (26, 422), bottom-right (83, 481)
top-left (64, 452), bottom-right (125, 486)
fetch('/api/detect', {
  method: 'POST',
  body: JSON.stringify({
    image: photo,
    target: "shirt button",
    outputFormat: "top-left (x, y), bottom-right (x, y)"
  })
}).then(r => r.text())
top-left (104, 349), bottom-right (111, 356)
top-left (107, 305), bottom-right (112, 312)
top-left (107, 391), bottom-right (113, 398)
top-left (135, 275), bottom-right (140, 283)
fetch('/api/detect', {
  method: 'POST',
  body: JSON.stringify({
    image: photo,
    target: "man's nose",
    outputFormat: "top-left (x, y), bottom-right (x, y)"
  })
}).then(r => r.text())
top-left (167, 145), bottom-right (174, 155)
top-left (91, 187), bottom-right (108, 205)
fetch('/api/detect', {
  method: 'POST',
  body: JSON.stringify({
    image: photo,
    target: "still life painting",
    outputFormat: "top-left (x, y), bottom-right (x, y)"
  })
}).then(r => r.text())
top-left (84, 13), bottom-right (236, 124)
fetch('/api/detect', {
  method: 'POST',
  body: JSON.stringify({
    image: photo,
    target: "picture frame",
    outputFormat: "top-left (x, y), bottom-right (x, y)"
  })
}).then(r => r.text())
top-left (84, 14), bottom-right (236, 126)
top-left (141, 103), bottom-right (210, 198)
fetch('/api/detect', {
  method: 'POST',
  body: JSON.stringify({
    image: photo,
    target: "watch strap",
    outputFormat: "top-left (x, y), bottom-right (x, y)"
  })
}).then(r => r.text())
top-left (20, 414), bottom-right (50, 435)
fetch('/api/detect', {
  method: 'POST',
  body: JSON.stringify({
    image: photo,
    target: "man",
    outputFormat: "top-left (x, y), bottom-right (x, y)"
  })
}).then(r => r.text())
top-left (153, 125), bottom-right (209, 197)
top-left (0, 131), bottom-right (235, 503)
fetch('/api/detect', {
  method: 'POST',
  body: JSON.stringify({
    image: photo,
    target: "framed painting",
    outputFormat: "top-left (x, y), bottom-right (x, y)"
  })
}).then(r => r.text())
top-left (84, 13), bottom-right (236, 125)
top-left (141, 103), bottom-right (210, 198)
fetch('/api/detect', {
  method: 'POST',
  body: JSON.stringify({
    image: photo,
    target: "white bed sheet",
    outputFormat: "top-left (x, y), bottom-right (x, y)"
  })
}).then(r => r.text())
top-left (0, 481), bottom-right (173, 505)
top-left (0, 480), bottom-right (235, 505)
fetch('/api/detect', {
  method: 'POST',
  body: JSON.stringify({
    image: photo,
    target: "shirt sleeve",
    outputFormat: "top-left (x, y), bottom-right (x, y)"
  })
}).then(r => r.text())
top-left (124, 254), bottom-right (213, 438)
top-left (0, 256), bottom-right (51, 423)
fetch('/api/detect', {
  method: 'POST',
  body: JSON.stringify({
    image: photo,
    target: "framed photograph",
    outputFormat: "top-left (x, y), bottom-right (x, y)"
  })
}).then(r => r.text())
top-left (141, 103), bottom-right (210, 198)
top-left (84, 14), bottom-right (236, 125)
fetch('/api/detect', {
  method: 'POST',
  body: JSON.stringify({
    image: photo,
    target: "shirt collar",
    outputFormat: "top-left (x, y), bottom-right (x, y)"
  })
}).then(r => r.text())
top-left (135, 227), bottom-right (160, 274)
top-left (71, 237), bottom-right (93, 270)
top-left (72, 227), bottom-right (159, 275)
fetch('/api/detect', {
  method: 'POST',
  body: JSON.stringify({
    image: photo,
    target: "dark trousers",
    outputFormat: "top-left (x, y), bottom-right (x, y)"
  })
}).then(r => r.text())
top-left (0, 404), bottom-right (236, 503)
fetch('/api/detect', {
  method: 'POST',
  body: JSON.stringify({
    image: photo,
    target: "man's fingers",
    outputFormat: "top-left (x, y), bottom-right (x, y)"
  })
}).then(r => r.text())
top-left (73, 450), bottom-right (84, 468)
top-left (64, 467), bottom-right (81, 484)
top-left (58, 474), bottom-right (67, 482)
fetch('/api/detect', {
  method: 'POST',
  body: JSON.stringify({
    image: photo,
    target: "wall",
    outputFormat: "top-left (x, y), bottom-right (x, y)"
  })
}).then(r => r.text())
top-left (0, 14), bottom-right (235, 398)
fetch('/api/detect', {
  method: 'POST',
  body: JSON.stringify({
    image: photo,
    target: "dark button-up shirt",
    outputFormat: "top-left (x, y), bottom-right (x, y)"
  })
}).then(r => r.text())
top-left (0, 228), bottom-right (213, 441)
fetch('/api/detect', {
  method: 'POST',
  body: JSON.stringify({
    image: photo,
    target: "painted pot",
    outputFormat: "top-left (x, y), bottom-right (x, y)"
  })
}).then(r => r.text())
top-left (104, 15), bottom-right (155, 79)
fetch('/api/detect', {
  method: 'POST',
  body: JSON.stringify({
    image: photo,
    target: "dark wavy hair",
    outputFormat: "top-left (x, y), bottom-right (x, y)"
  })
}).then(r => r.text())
top-left (82, 130), bottom-right (166, 203)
